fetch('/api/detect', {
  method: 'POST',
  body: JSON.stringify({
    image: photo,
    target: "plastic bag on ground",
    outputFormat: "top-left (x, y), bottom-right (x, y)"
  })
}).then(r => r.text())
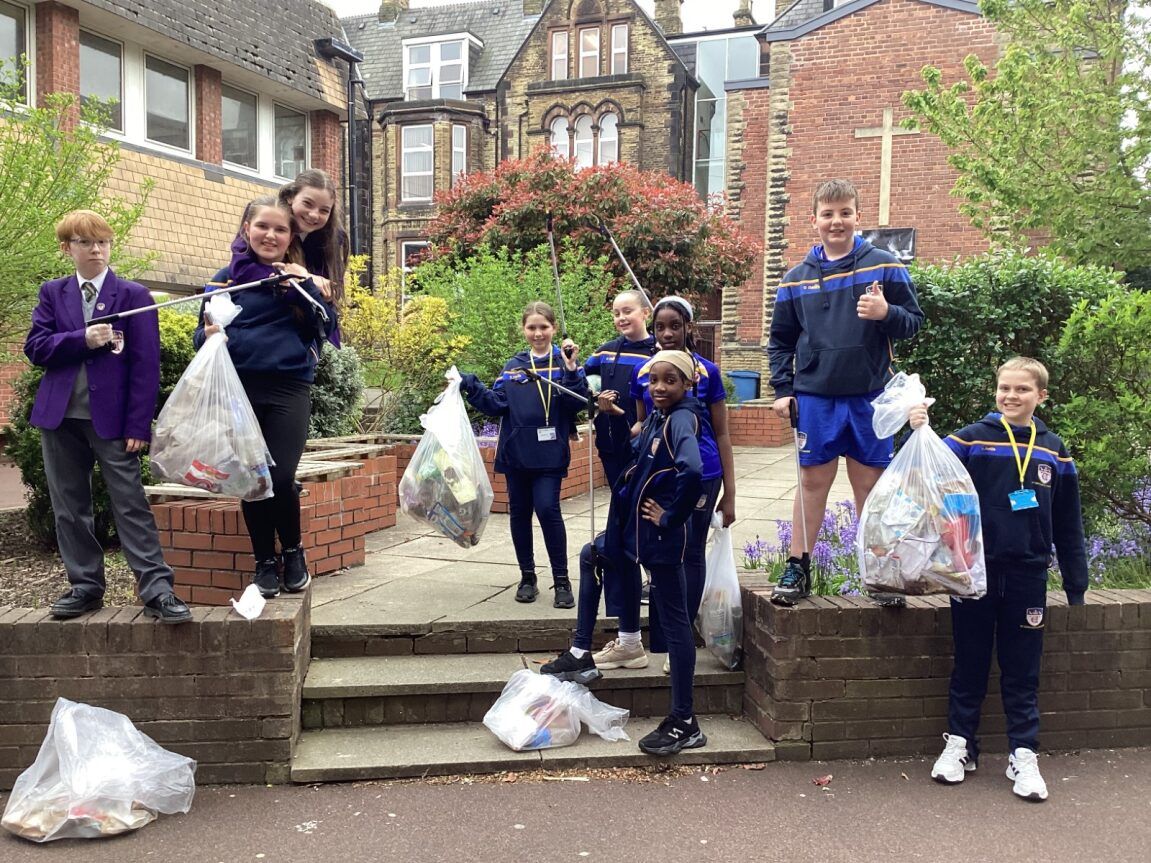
top-left (1, 698), bottom-right (196, 842)
top-left (399, 367), bottom-right (495, 548)
top-left (697, 512), bottom-right (743, 670)
top-left (483, 669), bottom-right (629, 751)
top-left (150, 294), bottom-right (273, 501)
top-left (857, 377), bottom-right (987, 598)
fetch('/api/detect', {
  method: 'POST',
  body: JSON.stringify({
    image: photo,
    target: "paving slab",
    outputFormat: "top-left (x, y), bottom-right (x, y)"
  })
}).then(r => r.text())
top-left (310, 577), bottom-right (501, 637)
top-left (304, 653), bottom-right (530, 698)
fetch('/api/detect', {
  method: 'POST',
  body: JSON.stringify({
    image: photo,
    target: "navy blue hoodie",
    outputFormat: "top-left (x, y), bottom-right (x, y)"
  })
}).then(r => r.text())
top-left (944, 412), bottom-right (1088, 602)
top-left (584, 334), bottom-right (658, 459)
top-left (608, 395), bottom-right (705, 567)
top-left (768, 237), bottom-right (924, 397)
top-left (461, 347), bottom-right (589, 476)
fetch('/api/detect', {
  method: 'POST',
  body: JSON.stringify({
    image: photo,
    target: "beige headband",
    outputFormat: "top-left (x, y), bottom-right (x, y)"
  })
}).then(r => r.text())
top-left (648, 349), bottom-right (698, 383)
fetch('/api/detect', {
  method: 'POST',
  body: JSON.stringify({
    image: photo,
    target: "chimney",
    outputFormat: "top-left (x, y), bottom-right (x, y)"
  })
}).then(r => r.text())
top-left (652, 0), bottom-right (683, 36)
top-left (378, 0), bottom-right (409, 23)
top-left (733, 0), bottom-right (754, 27)
top-left (523, 0), bottom-right (546, 15)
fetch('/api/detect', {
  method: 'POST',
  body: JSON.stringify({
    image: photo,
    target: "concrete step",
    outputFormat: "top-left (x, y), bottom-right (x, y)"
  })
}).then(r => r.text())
top-left (291, 714), bottom-right (773, 782)
top-left (301, 649), bottom-right (744, 728)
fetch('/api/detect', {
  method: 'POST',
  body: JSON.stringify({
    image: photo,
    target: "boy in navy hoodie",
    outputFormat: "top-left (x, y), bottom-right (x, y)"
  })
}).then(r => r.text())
top-left (911, 357), bottom-right (1087, 802)
top-left (768, 178), bottom-right (924, 606)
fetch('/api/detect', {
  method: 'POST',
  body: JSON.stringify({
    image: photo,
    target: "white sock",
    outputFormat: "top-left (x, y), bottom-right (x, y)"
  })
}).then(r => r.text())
top-left (569, 647), bottom-right (588, 658)
top-left (617, 631), bottom-right (641, 649)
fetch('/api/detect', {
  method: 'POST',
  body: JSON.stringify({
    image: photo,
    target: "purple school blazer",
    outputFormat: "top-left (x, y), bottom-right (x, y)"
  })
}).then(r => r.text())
top-left (24, 271), bottom-right (161, 442)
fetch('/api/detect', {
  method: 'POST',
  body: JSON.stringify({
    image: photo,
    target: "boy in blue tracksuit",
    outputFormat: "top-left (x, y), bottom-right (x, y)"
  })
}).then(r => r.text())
top-left (768, 178), bottom-right (924, 606)
top-left (912, 357), bottom-right (1088, 802)
top-left (543, 350), bottom-right (706, 756)
top-left (460, 301), bottom-right (588, 608)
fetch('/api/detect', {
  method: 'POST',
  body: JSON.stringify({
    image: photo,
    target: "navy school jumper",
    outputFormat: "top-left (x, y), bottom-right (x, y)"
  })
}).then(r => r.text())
top-left (584, 334), bottom-right (657, 486)
top-left (941, 412), bottom-right (1088, 758)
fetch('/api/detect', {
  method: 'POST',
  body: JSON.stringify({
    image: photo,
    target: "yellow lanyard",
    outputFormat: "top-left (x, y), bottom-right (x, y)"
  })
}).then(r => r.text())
top-left (530, 351), bottom-right (553, 426)
top-left (1000, 417), bottom-right (1036, 489)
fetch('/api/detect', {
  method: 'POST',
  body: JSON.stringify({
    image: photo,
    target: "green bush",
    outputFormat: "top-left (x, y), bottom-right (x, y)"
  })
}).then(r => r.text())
top-left (1051, 288), bottom-right (1151, 531)
top-left (309, 341), bottom-right (365, 438)
top-left (10, 308), bottom-right (195, 547)
top-left (903, 250), bottom-right (1119, 434)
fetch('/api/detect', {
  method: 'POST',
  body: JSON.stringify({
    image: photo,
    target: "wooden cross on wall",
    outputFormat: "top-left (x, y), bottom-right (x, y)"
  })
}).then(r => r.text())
top-left (854, 108), bottom-right (919, 227)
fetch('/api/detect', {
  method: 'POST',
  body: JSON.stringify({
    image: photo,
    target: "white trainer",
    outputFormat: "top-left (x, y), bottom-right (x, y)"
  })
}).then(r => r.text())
top-left (1006, 748), bottom-right (1049, 801)
top-left (931, 733), bottom-right (976, 784)
top-left (592, 639), bottom-right (649, 669)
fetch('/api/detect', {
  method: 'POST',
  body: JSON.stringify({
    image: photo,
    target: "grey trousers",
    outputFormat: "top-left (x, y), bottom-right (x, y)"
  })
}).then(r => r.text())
top-left (41, 419), bottom-right (174, 604)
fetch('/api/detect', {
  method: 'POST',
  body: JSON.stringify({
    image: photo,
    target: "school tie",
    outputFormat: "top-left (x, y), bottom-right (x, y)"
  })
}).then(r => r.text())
top-left (82, 281), bottom-right (97, 304)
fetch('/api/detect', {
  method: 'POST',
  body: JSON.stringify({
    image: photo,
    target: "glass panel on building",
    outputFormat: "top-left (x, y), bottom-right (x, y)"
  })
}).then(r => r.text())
top-left (550, 117), bottom-right (570, 159)
top-left (402, 124), bottom-right (434, 201)
top-left (452, 123), bottom-right (467, 186)
top-left (222, 84), bottom-right (258, 169)
top-left (79, 30), bottom-right (122, 130)
top-left (551, 31), bottom-right (567, 80)
top-left (611, 24), bottom-right (628, 75)
top-left (579, 28), bottom-right (599, 78)
top-left (274, 104), bottom-right (307, 179)
top-left (574, 114), bottom-right (593, 169)
top-left (145, 55), bottom-right (189, 150)
top-left (0, 1), bottom-right (25, 102)
top-left (598, 113), bottom-right (618, 165)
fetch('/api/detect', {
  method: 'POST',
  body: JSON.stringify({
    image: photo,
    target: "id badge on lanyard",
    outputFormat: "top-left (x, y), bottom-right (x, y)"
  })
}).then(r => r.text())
top-left (1002, 417), bottom-right (1039, 511)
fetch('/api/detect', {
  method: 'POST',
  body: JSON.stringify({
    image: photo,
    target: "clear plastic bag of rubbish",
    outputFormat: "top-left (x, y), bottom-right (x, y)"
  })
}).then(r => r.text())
top-left (870, 371), bottom-right (934, 440)
top-left (150, 294), bottom-right (273, 501)
top-left (483, 669), bottom-right (629, 751)
top-left (1, 698), bottom-right (196, 843)
top-left (399, 367), bottom-right (495, 548)
top-left (697, 512), bottom-right (743, 670)
top-left (857, 382), bottom-right (987, 598)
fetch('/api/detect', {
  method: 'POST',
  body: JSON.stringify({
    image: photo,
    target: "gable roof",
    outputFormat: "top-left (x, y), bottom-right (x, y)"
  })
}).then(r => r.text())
top-left (762, 0), bottom-right (980, 41)
top-left (343, 1), bottom-right (540, 100)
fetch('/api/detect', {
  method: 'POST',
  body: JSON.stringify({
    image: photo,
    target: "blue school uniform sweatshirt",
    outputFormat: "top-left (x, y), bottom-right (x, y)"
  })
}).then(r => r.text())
top-left (460, 347), bottom-right (590, 476)
top-left (768, 237), bottom-right (924, 398)
top-left (584, 334), bottom-right (657, 460)
top-left (632, 353), bottom-right (725, 481)
top-left (944, 413), bottom-right (1088, 603)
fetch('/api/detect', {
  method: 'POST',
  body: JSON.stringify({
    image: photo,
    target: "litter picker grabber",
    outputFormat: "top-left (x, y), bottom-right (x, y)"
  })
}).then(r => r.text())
top-left (789, 398), bottom-right (811, 574)
top-left (592, 216), bottom-right (652, 309)
top-left (545, 213), bottom-right (575, 360)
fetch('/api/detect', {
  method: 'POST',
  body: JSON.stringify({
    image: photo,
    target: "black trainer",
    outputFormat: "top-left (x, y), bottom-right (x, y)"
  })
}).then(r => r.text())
top-left (770, 557), bottom-right (811, 606)
top-left (515, 571), bottom-right (538, 603)
top-left (253, 558), bottom-right (281, 598)
top-left (50, 589), bottom-right (103, 619)
top-left (281, 546), bottom-right (311, 593)
top-left (552, 576), bottom-right (575, 609)
top-left (540, 650), bottom-right (602, 685)
top-left (638, 715), bottom-right (708, 756)
top-left (143, 592), bottom-right (192, 624)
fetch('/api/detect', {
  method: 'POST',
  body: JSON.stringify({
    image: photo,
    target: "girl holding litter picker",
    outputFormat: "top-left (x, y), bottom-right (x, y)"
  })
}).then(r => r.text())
top-left (279, 169), bottom-right (346, 344)
top-left (193, 196), bottom-right (337, 599)
top-left (458, 301), bottom-right (589, 608)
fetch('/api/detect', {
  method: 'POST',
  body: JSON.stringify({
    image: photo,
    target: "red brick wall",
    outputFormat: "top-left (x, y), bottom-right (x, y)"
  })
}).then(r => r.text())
top-left (731, 88), bottom-right (773, 347)
top-left (310, 109), bottom-right (342, 180)
top-left (35, 2), bottom-right (79, 128)
top-left (195, 65), bottom-right (223, 165)
top-left (727, 403), bottom-right (790, 447)
top-left (0, 355), bottom-right (26, 427)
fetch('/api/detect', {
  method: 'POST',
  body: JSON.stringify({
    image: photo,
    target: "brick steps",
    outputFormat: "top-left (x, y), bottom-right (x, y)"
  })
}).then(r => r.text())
top-left (290, 715), bottom-right (774, 782)
top-left (301, 649), bottom-right (745, 728)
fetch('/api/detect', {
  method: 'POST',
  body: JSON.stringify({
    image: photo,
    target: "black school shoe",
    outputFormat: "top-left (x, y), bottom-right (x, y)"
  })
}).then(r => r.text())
top-left (515, 571), bottom-right (538, 603)
top-left (552, 576), bottom-right (575, 609)
top-left (540, 650), bottom-right (602, 685)
top-left (281, 546), bottom-right (311, 593)
top-left (143, 592), bottom-right (193, 624)
top-left (50, 589), bottom-right (103, 619)
top-left (253, 558), bottom-right (281, 598)
top-left (638, 715), bottom-right (708, 756)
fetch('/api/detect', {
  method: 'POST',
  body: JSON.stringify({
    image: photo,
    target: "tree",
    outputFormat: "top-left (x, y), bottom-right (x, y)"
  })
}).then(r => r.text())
top-left (0, 65), bottom-right (153, 347)
top-left (902, 0), bottom-right (1151, 271)
top-left (427, 148), bottom-right (757, 298)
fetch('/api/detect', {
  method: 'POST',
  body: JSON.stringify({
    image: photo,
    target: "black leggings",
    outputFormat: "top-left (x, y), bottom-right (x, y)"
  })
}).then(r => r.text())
top-left (239, 373), bottom-right (312, 561)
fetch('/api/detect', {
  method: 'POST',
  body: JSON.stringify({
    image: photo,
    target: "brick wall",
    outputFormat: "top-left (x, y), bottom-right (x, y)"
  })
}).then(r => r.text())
top-left (727, 402), bottom-right (790, 447)
top-left (0, 352), bottom-right (26, 427)
top-left (195, 65), bottom-right (223, 165)
top-left (310, 109), bottom-right (343, 180)
top-left (152, 453), bottom-right (398, 606)
top-left (34, 2), bottom-right (79, 129)
top-left (0, 596), bottom-right (309, 790)
top-left (741, 586), bottom-right (1151, 761)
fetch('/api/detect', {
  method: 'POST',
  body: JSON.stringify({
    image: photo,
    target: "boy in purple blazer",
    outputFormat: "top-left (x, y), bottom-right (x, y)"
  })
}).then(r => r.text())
top-left (24, 210), bottom-right (191, 623)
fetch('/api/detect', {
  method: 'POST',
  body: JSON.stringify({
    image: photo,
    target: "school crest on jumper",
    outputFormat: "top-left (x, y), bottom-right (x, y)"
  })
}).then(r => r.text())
top-left (1037, 464), bottom-right (1052, 485)
top-left (796, 432), bottom-right (808, 450)
top-left (1025, 607), bottom-right (1045, 628)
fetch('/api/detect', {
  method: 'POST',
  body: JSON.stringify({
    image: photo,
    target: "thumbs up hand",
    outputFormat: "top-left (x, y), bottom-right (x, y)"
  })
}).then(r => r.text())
top-left (856, 281), bottom-right (889, 320)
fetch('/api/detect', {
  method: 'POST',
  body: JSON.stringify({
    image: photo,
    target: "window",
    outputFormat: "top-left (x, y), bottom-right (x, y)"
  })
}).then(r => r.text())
top-left (452, 124), bottom-right (467, 186)
top-left (0, 1), bottom-right (25, 102)
top-left (274, 104), bottom-right (307, 179)
top-left (79, 31), bottom-right (122, 130)
top-left (550, 31), bottom-right (568, 81)
top-left (579, 28), bottom-right (599, 78)
top-left (404, 39), bottom-right (466, 100)
top-left (400, 240), bottom-right (430, 297)
top-left (691, 35), bottom-right (758, 201)
top-left (222, 84), bottom-right (258, 170)
top-left (401, 124), bottom-right (434, 201)
top-left (573, 115), bottom-right (593, 169)
top-left (550, 117), bottom-right (570, 160)
top-left (598, 113), bottom-right (618, 165)
top-left (610, 25), bottom-right (628, 75)
top-left (144, 55), bottom-right (190, 150)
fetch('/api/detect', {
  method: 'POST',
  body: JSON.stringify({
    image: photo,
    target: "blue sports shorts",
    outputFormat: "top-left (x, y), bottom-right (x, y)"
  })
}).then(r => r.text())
top-left (795, 391), bottom-right (893, 468)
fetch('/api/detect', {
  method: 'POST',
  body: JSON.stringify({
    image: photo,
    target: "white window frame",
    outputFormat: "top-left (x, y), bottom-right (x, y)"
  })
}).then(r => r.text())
top-left (220, 82), bottom-right (260, 172)
top-left (401, 124), bottom-right (434, 202)
top-left (0, 0), bottom-right (31, 105)
top-left (598, 112), bottom-right (618, 165)
top-left (273, 102), bottom-right (309, 181)
top-left (550, 117), bottom-right (570, 160)
top-left (451, 123), bottom-right (467, 186)
top-left (143, 52), bottom-right (192, 154)
top-left (402, 32), bottom-right (479, 101)
top-left (400, 240), bottom-right (430, 299)
top-left (573, 115), bottom-right (594, 169)
top-left (610, 24), bottom-right (628, 75)
top-left (578, 27), bottom-right (599, 79)
top-left (79, 29), bottom-right (123, 131)
top-left (550, 30), bottom-right (568, 81)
